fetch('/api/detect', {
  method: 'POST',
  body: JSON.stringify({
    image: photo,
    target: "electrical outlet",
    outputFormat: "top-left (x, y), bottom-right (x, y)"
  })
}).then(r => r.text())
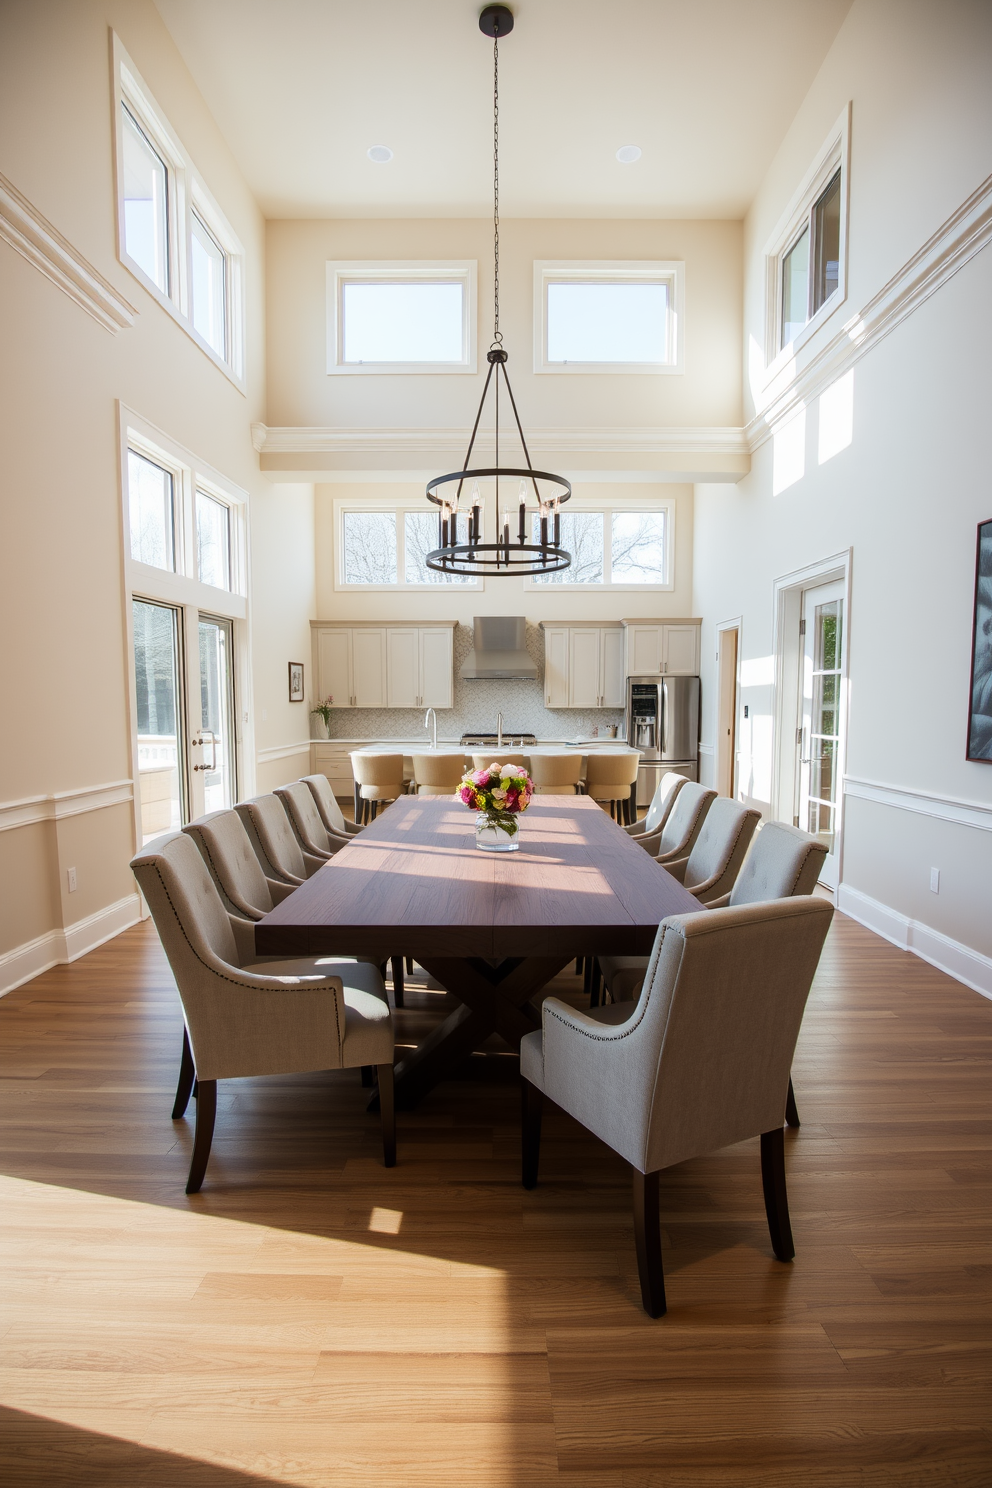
top-left (930, 868), bottom-right (940, 893)
top-left (67, 867), bottom-right (77, 893)
top-left (743, 705), bottom-right (749, 719)
top-left (262, 708), bottom-right (268, 721)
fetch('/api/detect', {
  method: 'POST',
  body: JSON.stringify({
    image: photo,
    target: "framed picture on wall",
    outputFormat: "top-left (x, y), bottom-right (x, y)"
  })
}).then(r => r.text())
top-left (288, 662), bottom-right (305, 703)
top-left (967, 519), bottom-right (992, 762)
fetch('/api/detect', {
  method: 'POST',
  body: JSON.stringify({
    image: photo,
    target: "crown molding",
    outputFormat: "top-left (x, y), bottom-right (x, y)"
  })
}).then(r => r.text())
top-left (251, 423), bottom-right (748, 457)
top-left (0, 780), bottom-right (134, 834)
top-left (747, 170), bottom-right (992, 449)
top-left (0, 172), bottom-right (137, 334)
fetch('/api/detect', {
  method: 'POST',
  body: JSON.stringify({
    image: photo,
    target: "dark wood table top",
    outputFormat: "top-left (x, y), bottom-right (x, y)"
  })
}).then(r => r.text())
top-left (254, 795), bottom-right (701, 961)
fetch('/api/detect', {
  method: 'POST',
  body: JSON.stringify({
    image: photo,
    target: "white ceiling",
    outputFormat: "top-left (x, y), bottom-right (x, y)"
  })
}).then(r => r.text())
top-left (154, 0), bottom-right (853, 220)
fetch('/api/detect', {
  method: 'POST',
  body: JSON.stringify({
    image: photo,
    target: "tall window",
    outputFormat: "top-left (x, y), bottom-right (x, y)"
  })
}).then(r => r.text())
top-left (781, 169), bottom-right (842, 348)
top-left (114, 37), bottom-right (245, 384)
top-left (128, 450), bottom-right (175, 571)
top-left (535, 262), bottom-right (683, 374)
top-left (326, 262), bottom-right (477, 374)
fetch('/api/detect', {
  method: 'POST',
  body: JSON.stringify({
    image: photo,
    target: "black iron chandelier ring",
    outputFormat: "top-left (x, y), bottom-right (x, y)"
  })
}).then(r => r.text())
top-left (425, 466), bottom-right (571, 575)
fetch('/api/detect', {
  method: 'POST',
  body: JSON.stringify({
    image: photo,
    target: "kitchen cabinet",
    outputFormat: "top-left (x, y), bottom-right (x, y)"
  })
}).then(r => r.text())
top-left (541, 624), bottom-right (624, 708)
top-left (313, 623), bottom-right (453, 710)
top-left (622, 620), bottom-right (701, 678)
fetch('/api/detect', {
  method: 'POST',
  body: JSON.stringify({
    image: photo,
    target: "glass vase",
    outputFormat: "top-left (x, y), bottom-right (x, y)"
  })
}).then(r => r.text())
top-left (474, 813), bottom-right (520, 852)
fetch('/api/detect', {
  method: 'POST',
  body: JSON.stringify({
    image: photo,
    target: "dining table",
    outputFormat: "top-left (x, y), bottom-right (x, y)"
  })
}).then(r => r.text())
top-left (253, 794), bottom-right (702, 1109)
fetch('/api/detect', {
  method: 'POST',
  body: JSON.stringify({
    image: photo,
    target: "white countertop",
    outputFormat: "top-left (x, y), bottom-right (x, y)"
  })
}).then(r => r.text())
top-left (312, 738), bottom-right (638, 753)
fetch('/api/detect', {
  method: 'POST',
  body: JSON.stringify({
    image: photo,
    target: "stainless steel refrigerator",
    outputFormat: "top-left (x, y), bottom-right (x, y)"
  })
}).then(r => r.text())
top-left (625, 675), bottom-right (700, 807)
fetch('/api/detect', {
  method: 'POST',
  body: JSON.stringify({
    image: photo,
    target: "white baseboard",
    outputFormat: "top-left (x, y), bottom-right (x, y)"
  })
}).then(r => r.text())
top-left (838, 883), bottom-right (992, 1001)
top-left (0, 893), bottom-right (142, 998)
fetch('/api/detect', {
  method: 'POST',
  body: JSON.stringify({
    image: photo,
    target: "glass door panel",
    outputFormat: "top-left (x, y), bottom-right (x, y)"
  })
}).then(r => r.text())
top-left (195, 616), bottom-right (235, 815)
top-left (798, 580), bottom-right (845, 888)
top-left (133, 599), bottom-right (185, 843)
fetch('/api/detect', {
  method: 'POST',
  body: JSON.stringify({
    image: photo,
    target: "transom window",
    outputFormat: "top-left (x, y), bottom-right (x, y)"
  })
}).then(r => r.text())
top-left (781, 169), bottom-right (842, 348)
top-left (534, 262), bottom-right (683, 374)
top-left (527, 507), bottom-right (673, 590)
top-left (121, 105), bottom-right (169, 295)
top-left (337, 506), bottom-right (479, 588)
top-left (327, 262), bottom-right (477, 375)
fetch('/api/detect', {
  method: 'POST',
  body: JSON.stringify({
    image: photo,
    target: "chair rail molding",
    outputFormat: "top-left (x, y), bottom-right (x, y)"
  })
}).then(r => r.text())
top-left (256, 741), bottom-right (313, 764)
top-left (0, 780), bottom-right (134, 834)
top-left (843, 776), bottom-right (992, 834)
top-left (838, 883), bottom-right (992, 1002)
top-left (747, 170), bottom-right (992, 448)
top-left (0, 171), bottom-right (137, 333)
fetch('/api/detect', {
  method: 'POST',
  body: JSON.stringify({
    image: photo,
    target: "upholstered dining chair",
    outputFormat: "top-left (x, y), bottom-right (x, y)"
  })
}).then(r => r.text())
top-left (411, 753), bottom-right (465, 795)
top-left (583, 751), bottom-right (641, 824)
top-left (301, 774), bottom-right (362, 838)
top-left (660, 797), bottom-right (761, 906)
top-left (350, 753), bottom-right (406, 823)
top-left (183, 809), bottom-right (295, 922)
top-left (623, 771), bottom-right (688, 842)
top-left (235, 795), bottom-right (324, 886)
top-left (274, 781), bottom-right (346, 860)
top-left (131, 831), bottom-right (396, 1193)
top-left (528, 753), bottom-right (583, 794)
top-left (520, 896), bottom-right (834, 1316)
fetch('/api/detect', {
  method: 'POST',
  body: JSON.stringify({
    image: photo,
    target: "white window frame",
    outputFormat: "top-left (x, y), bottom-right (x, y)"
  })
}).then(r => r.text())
top-left (333, 499), bottom-right (484, 591)
top-left (763, 104), bottom-right (851, 376)
top-left (326, 261), bottom-right (478, 375)
top-left (111, 34), bottom-right (246, 389)
top-left (523, 499), bottom-right (676, 592)
top-left (533, 261), bottom-right (684, 375)
top-left (119, 404), bottom-right (254, 851)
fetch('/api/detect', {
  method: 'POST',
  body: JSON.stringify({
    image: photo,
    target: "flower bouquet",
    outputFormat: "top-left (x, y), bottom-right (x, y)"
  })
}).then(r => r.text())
top-left (458, 762), bottom-right (534, 852)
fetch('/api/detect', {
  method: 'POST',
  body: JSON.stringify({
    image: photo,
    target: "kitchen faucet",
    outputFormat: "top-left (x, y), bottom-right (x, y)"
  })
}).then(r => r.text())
top-left (496, 710), bottom-right (503, 750)
top-left (424, 707), bottom-right (438, 750)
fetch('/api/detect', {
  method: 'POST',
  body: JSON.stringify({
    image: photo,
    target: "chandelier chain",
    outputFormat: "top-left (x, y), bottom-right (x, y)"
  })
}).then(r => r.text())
top-left (492, 24), bottom-right (502, 348)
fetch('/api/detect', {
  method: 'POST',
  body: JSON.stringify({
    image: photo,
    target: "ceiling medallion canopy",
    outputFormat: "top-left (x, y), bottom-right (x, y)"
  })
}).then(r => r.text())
top-left (425, 5), bottom-right (571, 578)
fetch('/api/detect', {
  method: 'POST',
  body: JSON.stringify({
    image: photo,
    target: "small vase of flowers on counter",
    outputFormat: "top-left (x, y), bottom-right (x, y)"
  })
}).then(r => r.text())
top-left (311, 696), bottom-right (334, 740)
top-left (458, 762), bottom-right (534, 852)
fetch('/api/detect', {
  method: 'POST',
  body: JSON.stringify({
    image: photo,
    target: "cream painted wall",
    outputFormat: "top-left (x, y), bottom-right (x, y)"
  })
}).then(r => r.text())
top-left (693, 0), bottom-right (992, 976)
top-left (266, 217), bottom-right (742, 431)
top-left (249, 481), bottom-right (316, 767)
top-left (0, 1), bottom-right (293, 972)
top-left (314, 482), bottom-right (694, 624)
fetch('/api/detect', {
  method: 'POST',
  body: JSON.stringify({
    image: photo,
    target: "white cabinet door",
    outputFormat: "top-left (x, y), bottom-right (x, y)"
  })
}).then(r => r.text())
top-left (569, 628), bottom-right (602, 708)
top-left (626, 625), bottom-right (664, 676)
top-left (601, 628), bottom-right (625, 707)
top-left (317, 629), bottom-right (353, 708)
top-left (386, 629), bottom-right (419, 708)
top-left (420, 628), bottom-right (453, 709)
top-left (543, 628), bottom-right (569, 708)
top-left (663, 625), bottom-right (699, 676)
top-left (352, 629), bottom-right (386, 707)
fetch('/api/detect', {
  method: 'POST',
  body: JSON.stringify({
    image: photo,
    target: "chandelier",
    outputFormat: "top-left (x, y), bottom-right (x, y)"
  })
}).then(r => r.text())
top-left (425, 4), bottom-right (571, 578)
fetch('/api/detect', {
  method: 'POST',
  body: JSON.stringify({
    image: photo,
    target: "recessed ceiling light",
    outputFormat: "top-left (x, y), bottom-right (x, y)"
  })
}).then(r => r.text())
top-left (616, 145), bottom-right (642, 164)
top-left (368, 144), bottom-right (393, 163)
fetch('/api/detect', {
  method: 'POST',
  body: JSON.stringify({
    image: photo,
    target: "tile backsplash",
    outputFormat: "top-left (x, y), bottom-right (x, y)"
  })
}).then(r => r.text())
top-left (323, 622), bottom-right (626, 741)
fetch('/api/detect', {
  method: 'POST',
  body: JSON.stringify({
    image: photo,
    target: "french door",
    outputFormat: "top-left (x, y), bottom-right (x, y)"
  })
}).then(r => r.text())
top-left (133, 599), bottom-right (236, 843)
top-left (797, 579), bottom-right (845, 889)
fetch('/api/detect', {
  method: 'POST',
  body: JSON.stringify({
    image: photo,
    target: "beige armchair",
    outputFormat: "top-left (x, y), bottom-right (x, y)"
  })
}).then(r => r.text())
top-left (183, 810), bottom-right (295, 921)
top-left (411, 753), bottom-right (465, 795)
top-left (131, 831), bottom-right (396, 1193)
top-left (662, 797), bottom-right (761, 905)
top-left (275, 781), bottom-right (346, 860)
top-left (623, 771), bottom-right (687, 838)
top-left (351, 752), bottom-right (406, 823)
top-left (653, 781), bottom-right (716, 863)
top-left (301, 774), bottom-right (362, 837)
top-left (521, 896), bottom-right (834, 1316)
top-left (528, 753), bottom-right (583, 794)
top-left (234, 794), bottom-right (325, 886)
top-left (583, 751), bottom-right (641, 824)
top-left (707, 819), bottom-right (828, 911)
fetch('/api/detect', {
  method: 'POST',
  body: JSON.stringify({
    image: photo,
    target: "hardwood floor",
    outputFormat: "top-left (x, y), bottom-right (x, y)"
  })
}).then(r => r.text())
top-left (0, 912), bottom-right (989, 1485)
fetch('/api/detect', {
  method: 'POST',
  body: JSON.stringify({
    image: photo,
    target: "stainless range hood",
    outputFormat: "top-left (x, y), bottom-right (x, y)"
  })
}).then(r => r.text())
top-left (460, 617), bottom-right (539, 680)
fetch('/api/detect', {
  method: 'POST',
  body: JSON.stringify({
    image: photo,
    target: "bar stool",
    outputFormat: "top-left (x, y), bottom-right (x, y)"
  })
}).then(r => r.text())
top-left (583, 751), bottom-right (641, 825)
top-left (350, 752), bottom-right (406, 823)
top-left (411, 754), bottom-right (466, 795)
top-left (471, 752), bottom-right (530, 772)
top-left (528, 753), bottom-right (583, 794)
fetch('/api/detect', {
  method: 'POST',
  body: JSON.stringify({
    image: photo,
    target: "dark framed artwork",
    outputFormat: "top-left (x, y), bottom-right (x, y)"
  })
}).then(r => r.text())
top-left (967, 519), bottom-right (992, 762)
top-left (288, 662), bottom-right (305, 703)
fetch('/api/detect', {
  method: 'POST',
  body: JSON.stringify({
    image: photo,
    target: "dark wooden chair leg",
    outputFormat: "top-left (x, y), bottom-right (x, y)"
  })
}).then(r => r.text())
top-left (185, 1079), bottom-right (217, 1194)
top-left (785, 1074), bottom-right (801, 1128)
top-left (589, 958), bottom-right (603, 1007)
top-left (172, 1027), bottom-right (195, 1119)
top-left (575, 956), bottom-right (584, 976)
top-left (632, 1168), bottom-right (666, 1317)
top-left (376, 1062), bottom-right (396, 1167)
top-left (354, 782), bottom-right (361, 825)
top-left (390, 955), bottom-right (405, 1009)
top-left (360, 1064), bottom-right (374, 1087)
top-left (406, 956), bottom-right (415, 976)
top-left (192, 1078), bottom-right (199, 1099)
top-left (521, 1078), bottom-right (543, 1189)
top-left (760, 1126), bottom-right (795, 1262)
